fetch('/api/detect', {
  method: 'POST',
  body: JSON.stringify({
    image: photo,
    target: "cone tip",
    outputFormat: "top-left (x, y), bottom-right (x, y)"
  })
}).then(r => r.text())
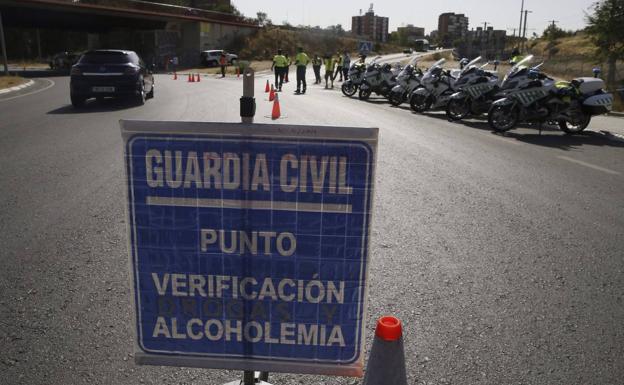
top-left (375, 316), bottom-right (402, 341)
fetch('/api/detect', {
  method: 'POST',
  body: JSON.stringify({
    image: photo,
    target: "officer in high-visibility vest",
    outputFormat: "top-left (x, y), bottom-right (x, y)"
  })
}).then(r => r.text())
top-left (509, 48), bottom-right (523, 66)
top-left (312, 54), bottom-right (322, 84)
top-left (271, 49), bottom-right (288, 91)
top-left (324, 54), bottom-right (336, 89)
top-left (334, 52), bottom-right (343, 82)
top-left (294, 47), bottom-right (310, 94)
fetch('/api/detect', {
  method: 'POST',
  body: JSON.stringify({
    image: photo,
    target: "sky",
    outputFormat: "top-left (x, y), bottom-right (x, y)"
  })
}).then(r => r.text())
top-left (232, 0), bottom-right (597, 36)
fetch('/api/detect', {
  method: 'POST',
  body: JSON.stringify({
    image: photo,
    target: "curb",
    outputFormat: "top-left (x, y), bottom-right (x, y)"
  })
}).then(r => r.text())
top-left (0, 79), bottom-right (35, 95)
top-left (607, 111), bottom-right (624, 118)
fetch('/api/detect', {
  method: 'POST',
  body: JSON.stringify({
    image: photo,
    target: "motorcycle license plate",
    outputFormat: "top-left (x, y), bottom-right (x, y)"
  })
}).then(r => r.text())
top-left (92, 86), bottom-right (115, 92)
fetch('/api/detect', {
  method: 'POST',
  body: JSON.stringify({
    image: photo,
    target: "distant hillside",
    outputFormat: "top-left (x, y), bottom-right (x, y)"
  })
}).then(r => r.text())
top-left (230, 26), bottom-right (403, 60)
top-left (521, 33), bottom-right (623, 87)
top-left (527, 32), bottom-right (596, 59)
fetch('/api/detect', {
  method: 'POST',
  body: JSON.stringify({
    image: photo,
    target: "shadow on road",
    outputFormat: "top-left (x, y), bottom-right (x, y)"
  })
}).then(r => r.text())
top-left (402, 110), bottom-right (624, 150)
top-left (504, 130), bottom-right (624, 150)
top-left (47, 98), bottom-right (139, 114)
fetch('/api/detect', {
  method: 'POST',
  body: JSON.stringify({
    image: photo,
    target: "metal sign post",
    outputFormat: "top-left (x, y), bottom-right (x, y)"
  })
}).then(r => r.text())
top-left (240, 68), bottom-right (255, 124)
top-left (121, 72), bottom-right (378, 382)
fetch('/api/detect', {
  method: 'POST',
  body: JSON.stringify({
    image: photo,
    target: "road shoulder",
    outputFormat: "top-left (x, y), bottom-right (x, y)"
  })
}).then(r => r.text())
top-left (0, 78), bottom-right (54, 101)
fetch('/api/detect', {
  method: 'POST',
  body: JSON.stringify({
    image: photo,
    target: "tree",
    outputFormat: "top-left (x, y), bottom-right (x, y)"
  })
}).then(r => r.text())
top-left (586, 0), bottom-right (624, 86)
top-left (255, 12), bottom-right (272, 26)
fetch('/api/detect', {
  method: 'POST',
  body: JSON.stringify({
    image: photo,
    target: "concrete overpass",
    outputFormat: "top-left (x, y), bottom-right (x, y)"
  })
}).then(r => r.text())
top-left (0, 0), bottom-right (259, 67)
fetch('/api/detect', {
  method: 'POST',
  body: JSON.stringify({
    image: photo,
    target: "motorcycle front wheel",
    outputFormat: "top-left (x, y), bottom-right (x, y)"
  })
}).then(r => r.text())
top-left (446, 97), bottom-right (471, 121)
top-left (410, 93), bottom-right (430, 113)
top-left (488, 104), bottom-right (519, 132)
top-left (341, 82), bottom-right (357, 97)
top-left (358, 87), bottom-right (372, 100)
top-left (388, 91), bottom-right (404, 106)
top-left (558, 111), bottom-right (591, 134)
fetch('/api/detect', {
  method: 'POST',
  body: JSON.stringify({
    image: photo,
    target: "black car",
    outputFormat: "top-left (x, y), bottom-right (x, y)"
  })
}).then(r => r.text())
top-left (70, 50), bottom-right (154, 108)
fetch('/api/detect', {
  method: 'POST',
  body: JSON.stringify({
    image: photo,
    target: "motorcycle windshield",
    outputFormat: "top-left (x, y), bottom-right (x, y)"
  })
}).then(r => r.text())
top-left (510, 55), bottom-right (533, 73)
top-left (461, 56), bottom-right (482, 75)
top-left (431, 58), bottom-right (446, 69)
top-left (504, 55), bottom-right (534, 81)
top-left (425, 59), bottom-right (446, 76)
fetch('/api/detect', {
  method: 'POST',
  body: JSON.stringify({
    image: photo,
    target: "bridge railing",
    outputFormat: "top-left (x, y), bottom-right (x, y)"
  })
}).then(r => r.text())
top-left (49, 0), bottom-right (257, 25)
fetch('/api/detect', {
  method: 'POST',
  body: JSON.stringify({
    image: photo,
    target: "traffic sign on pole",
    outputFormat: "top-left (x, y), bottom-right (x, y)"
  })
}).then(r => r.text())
top-left (121, 121), bottom-right (378, 377)
top-left (358, 41), bottom-right (373, 54)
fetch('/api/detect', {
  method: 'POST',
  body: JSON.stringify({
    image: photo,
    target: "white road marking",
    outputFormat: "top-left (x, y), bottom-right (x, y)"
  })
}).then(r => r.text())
top-left (557, 155), bottom-right (621, 175)
top-left (0, 79), bottom-right (34, 94)
top-left (0, 79), bottom-right (55, 102)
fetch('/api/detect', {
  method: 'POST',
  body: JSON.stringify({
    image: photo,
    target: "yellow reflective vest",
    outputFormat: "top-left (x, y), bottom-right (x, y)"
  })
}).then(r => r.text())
top-left (295, 52), bottom-right (310, 66)
top-left (273, 55), bottom-right (288, 67)
top-left (324, 58), bottom-right (336, 72)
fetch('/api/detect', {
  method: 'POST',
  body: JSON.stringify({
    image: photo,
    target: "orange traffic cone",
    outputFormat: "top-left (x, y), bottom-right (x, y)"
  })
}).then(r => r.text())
top-left (196, 73), bottom-right (201, 82)
top-left (173, 72), bottom-right (177, 80)
top-left (271, 93), bottom-right (281, 120)
top-left (265, 80), bottom-right (270, 93)
top-left (187, 73), bottom-right (192, 82)
top-left (362, 316), bottom-right (407, 385)
top-left (269, 85), bottom-right (275, 102)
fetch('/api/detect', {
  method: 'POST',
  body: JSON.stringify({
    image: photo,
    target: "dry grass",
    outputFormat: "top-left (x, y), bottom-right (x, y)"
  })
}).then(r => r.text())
top-left (397, 51), bottom-right (455, 68)
top-left (9, 61), bottom-right (49, 69)
top-left (530, 33), bottom-right (596, 58)
top-left (0, 76), bottom-right (28, 89)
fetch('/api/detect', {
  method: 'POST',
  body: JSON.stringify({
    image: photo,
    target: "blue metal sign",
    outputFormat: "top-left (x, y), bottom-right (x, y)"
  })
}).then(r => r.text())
top-left (358, 41), bottom-right (373, 53)
top-left (122, 121), bottom-right (378, 376)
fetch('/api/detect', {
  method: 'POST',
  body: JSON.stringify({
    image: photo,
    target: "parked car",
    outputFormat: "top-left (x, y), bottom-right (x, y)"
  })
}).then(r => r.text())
top-left (200, 50), bottom-right (238, 67)
top-left (69, 49), bottom-right (155, 108)
top-left (49, 51), bottom-right (79, 70)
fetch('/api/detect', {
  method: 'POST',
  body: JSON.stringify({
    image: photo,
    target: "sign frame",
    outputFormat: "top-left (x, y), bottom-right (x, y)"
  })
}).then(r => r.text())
top-left (121, 120), bottom-right (378, 377)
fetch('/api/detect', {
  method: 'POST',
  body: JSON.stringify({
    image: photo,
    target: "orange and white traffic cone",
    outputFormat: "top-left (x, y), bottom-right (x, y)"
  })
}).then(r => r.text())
top-left (196, 73), bottom-right (201, 82)
top-left (269, 84), bottom-right (275, 102)
top-left (265, 80), bottom-right (270, 93)
top-left (362, 316), bottom-right (407, 385)
top-left (187, 73), bottom-right (192, 82)
top-left (271, 93), bottom-right (281, 120)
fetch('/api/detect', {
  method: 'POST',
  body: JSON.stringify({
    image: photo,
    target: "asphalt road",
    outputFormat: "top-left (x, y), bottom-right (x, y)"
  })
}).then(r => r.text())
top-left (1, 70), bottom-right (623, 385)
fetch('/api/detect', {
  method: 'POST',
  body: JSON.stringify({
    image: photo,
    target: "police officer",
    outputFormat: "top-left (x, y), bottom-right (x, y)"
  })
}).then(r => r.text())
top-left (294, 47), bottom-right (310, 94)
top-left (342, 51), bottom-right (351, 81)
top-left (312, 54), bottom-right (322, 84)
top-left (324, 54), bottom-right (336, 89)
top-left (333, 52), bottom-right (343, 82)
top-left (509, 48), bottom-right (522, 66)
top-left (271, 49), bottom-right (288, 91)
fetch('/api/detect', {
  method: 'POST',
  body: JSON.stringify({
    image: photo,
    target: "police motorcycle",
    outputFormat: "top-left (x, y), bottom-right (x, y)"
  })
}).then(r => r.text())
top-left (445, 56), bottom-right (501, 121)
top-left (409, 58), bottom-right (458, 113)
top-left (358, 58), bottom-right (400, 100)
top-left (341, 56), bottom-right (371, 97)
top-left (488, 55), bottom-right (614, 134)
top-left (388, 56), bottom-right (424, 106)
